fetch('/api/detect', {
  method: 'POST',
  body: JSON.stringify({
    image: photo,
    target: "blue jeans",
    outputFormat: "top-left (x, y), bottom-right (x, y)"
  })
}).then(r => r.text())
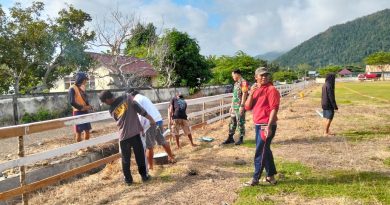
top-left (253, 124), bottom-right (277, 181)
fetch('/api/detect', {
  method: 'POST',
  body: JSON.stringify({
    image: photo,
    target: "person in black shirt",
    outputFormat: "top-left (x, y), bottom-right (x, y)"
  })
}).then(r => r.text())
top-left (321, 73), bottom-right (338, 136)
top-left (168, 93), bottom-right (196, 148)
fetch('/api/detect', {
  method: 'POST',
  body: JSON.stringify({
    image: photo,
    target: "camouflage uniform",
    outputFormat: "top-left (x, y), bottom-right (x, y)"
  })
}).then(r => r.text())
top-left (228, 78), bottom-right (248, 142)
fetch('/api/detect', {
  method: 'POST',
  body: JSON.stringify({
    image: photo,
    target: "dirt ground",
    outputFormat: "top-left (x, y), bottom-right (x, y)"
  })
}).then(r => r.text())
top-left (9, 84), bottom-right (390, 204)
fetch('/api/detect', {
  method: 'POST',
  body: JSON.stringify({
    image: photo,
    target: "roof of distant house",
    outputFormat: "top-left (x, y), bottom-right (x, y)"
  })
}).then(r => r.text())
top-left (87, 52), bottom-right (157, 77)
top-left (338, 68), bottom-right (352, 75)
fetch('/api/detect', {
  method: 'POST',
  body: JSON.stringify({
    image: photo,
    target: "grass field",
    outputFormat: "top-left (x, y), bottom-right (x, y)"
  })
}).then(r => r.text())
top-left (313, 81), bottom-right (390, 105)
top-left (236, 160), bottom-right (390, 205)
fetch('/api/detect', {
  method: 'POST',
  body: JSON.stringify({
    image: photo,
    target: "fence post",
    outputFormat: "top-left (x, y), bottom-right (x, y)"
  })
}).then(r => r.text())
top-left (18, 135), bottom-right (28, 205)
top-left (221, 98), bottom-right (224, 122)
top-left (219, 99), bottom-right (223, 122)
top-left (202, 102), bottom-right (205, 129)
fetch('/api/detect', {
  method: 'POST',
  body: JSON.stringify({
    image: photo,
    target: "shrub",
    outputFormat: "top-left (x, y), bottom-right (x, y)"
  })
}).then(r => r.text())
top-left (21, 108), bottom-right (59, 123)
top-left (189, 87), bottom-right (199, 95)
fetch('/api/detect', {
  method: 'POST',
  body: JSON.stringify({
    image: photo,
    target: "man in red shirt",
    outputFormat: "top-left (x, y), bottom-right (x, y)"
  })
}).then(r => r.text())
top-left (244, 67), bottom-right (280, 186)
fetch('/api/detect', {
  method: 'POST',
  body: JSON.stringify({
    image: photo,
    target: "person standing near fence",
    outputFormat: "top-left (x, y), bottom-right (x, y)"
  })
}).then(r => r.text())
top-left (244, 67), bottom-right (279, 186)
top-left (127, 89), bottom-right (176, 170)
top-left (99, 90), bottom-right (154, 185)
top-left (221, 69), bottom-right (248, 145)
top-left (68, 72), bottom-right (92, 142)
top-left (322, 73), bottom-right (338, 136)
top-left (169, 93), bottom-right (197, 149)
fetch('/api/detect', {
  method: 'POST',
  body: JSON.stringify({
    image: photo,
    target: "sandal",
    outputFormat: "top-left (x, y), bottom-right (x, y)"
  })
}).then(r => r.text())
top-left (265, 178), bottom-right (277, 185)
top-left (243, 179), bottom-right (259, 187)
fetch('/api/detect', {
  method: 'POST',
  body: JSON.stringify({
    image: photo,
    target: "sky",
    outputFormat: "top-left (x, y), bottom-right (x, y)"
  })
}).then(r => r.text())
top-left (1, 0), bottom-right (390, 56)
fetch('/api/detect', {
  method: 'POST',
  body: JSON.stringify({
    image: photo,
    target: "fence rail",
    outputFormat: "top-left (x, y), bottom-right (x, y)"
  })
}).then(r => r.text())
top-left (0, 81), bottom-right (315, 202)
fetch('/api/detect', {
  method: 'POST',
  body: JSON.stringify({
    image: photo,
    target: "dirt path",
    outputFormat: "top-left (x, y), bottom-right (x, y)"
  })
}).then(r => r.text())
top-left (15, 85), bottom-right (390, 204)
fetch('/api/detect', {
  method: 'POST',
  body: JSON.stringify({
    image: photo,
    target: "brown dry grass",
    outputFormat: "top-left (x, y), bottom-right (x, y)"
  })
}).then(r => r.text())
top-left (16, 84), bottom-right (390, 204)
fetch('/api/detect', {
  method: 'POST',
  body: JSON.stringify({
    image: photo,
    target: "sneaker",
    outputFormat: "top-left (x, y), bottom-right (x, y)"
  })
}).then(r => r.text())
top-left (142, 174), bottom-right (151, 182)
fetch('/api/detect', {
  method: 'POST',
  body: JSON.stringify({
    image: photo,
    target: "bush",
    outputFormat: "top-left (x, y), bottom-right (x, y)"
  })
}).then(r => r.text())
top-left (272, 71), bottom-right (298, 82)
top-left (189, 87), bottom-right (200, 95)
top-left (21, 108), bottom-right (59, 123)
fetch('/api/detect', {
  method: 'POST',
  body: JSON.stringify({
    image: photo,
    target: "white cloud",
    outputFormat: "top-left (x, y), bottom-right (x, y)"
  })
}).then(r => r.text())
top-left (5, 0), bottom-right (390, 56)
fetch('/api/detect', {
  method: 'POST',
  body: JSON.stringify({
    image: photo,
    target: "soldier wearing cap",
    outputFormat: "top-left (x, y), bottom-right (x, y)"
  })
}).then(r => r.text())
top-left (68, 72), bottom-right (92, 142)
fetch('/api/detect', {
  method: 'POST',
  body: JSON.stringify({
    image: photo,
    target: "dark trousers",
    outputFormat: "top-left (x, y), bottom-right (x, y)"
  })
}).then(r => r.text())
top-left (253, 124), bottom-right (277, 181)
top-left (119, 134), bottom-right (147, 182)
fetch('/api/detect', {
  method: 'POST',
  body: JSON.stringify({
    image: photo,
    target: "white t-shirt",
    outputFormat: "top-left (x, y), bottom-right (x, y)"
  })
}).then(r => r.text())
top-left (134, 94), bottom-right (163, 131)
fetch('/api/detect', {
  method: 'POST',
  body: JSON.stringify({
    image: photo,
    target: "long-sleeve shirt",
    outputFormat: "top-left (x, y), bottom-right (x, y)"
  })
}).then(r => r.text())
top-left (245, 83), bottom-right (280, 124)
top-left (321, 84), bottom-right (338, 110)
top-left (109, 95), bottom-right (148, 141)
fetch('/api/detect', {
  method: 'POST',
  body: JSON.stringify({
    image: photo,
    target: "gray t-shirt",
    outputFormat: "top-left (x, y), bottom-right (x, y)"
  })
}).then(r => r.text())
top-left (109, 95), bottom-right (148, 141)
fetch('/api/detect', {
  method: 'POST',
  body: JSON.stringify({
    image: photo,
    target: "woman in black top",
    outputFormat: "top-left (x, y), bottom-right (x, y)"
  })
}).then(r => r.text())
top-left (321, 73), bottom-right (338, 136)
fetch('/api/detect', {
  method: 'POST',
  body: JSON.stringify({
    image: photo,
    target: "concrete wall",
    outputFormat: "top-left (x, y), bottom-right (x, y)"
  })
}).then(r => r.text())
top-left (0, 86), bottom-right (228, 126)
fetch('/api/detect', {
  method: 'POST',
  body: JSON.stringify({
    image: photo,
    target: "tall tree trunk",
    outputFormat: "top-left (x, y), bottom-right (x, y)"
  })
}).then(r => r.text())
top-left (12, 76), bottom-right (20, 125)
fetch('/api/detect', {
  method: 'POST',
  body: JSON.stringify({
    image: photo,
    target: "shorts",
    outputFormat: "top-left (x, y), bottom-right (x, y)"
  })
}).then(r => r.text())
top-left (172, 119), bottom-right (191, 136)
top-left (144, 122), bottom-right (167, 149)
top-left (323, 109), bottom-right (335, 120)
top-left (73, 111), bottom-right (92, 133)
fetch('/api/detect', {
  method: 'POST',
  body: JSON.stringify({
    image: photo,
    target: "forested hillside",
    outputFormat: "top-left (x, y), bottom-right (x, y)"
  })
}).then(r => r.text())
top-left (275, 9), bottom-right (390, 67)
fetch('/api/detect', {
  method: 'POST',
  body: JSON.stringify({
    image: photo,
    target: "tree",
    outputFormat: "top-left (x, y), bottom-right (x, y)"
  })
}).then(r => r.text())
top-left (296, 63), bottom-right (312, 79)
top-left (0, 2), bottom-right (94, 125)
top-left (161, 29), bottom-right (212, 88)
top-left (148, 36), bottom-right (178, 88)
top-left (364, 51), bottom-right (390, 80)
top-left (272, 71), bottom-right (298, 83)
top-left (0, 2), bottom-right (94, 94)
top-left (317, 65), bottom-right (342, 77)
top-left (125, 22), bottom-right (157, 58)
top-left (93, 9), bottom-right (153, 88)
top-left (210, 51), bottom-right (267, 85)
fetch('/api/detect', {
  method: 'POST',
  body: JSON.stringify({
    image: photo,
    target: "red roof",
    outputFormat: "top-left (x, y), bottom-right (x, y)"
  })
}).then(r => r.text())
top-left (338, 68), bottom-right (352, 75)
top-left (88, 52), bottom-right (157, 77)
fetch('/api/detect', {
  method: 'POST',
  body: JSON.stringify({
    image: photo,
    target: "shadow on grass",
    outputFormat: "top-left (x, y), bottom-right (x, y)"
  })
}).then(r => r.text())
top-left (342, 125), bottom-right (390, 141)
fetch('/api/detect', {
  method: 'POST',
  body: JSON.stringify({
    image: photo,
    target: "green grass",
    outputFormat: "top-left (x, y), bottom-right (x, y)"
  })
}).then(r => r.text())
top-left (384, 158), bottom-right (390, 167)
top-left (341, 125), bottom-right (390, 141)
top-left (235, 160), bottom-right (390, 205)
top-left (241, 139), bottom-right (256, 148)
top-left (241, 139), bottom-right (281, 149)
top-left (312, 81), bottom-right (390, 105)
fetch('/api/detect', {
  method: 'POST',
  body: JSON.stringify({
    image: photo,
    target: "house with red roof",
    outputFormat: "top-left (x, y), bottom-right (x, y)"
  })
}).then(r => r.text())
top-left (338, 68), bottom-right (352, 77)
top-left (50, 52), bottom-right (158, 92)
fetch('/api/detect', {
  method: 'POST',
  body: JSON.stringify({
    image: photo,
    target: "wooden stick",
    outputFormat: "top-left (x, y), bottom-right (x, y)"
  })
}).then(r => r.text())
top-left (0, 154), bottom-right (121, 201)
top-left (202, 102), bottom-right (205, 129)
top-left (18, 135), bottom-right (28, 205)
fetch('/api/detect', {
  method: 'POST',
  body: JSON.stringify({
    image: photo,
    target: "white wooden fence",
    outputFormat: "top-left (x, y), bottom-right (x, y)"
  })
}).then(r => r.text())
top-left (0, 80), bottom-right (314, 202)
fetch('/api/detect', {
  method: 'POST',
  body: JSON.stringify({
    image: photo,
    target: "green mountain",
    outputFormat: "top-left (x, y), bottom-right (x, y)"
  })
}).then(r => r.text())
top-left (275, 9), bottom-right (390, 68)
top-left (255, 51), bottom-right (285, 61)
